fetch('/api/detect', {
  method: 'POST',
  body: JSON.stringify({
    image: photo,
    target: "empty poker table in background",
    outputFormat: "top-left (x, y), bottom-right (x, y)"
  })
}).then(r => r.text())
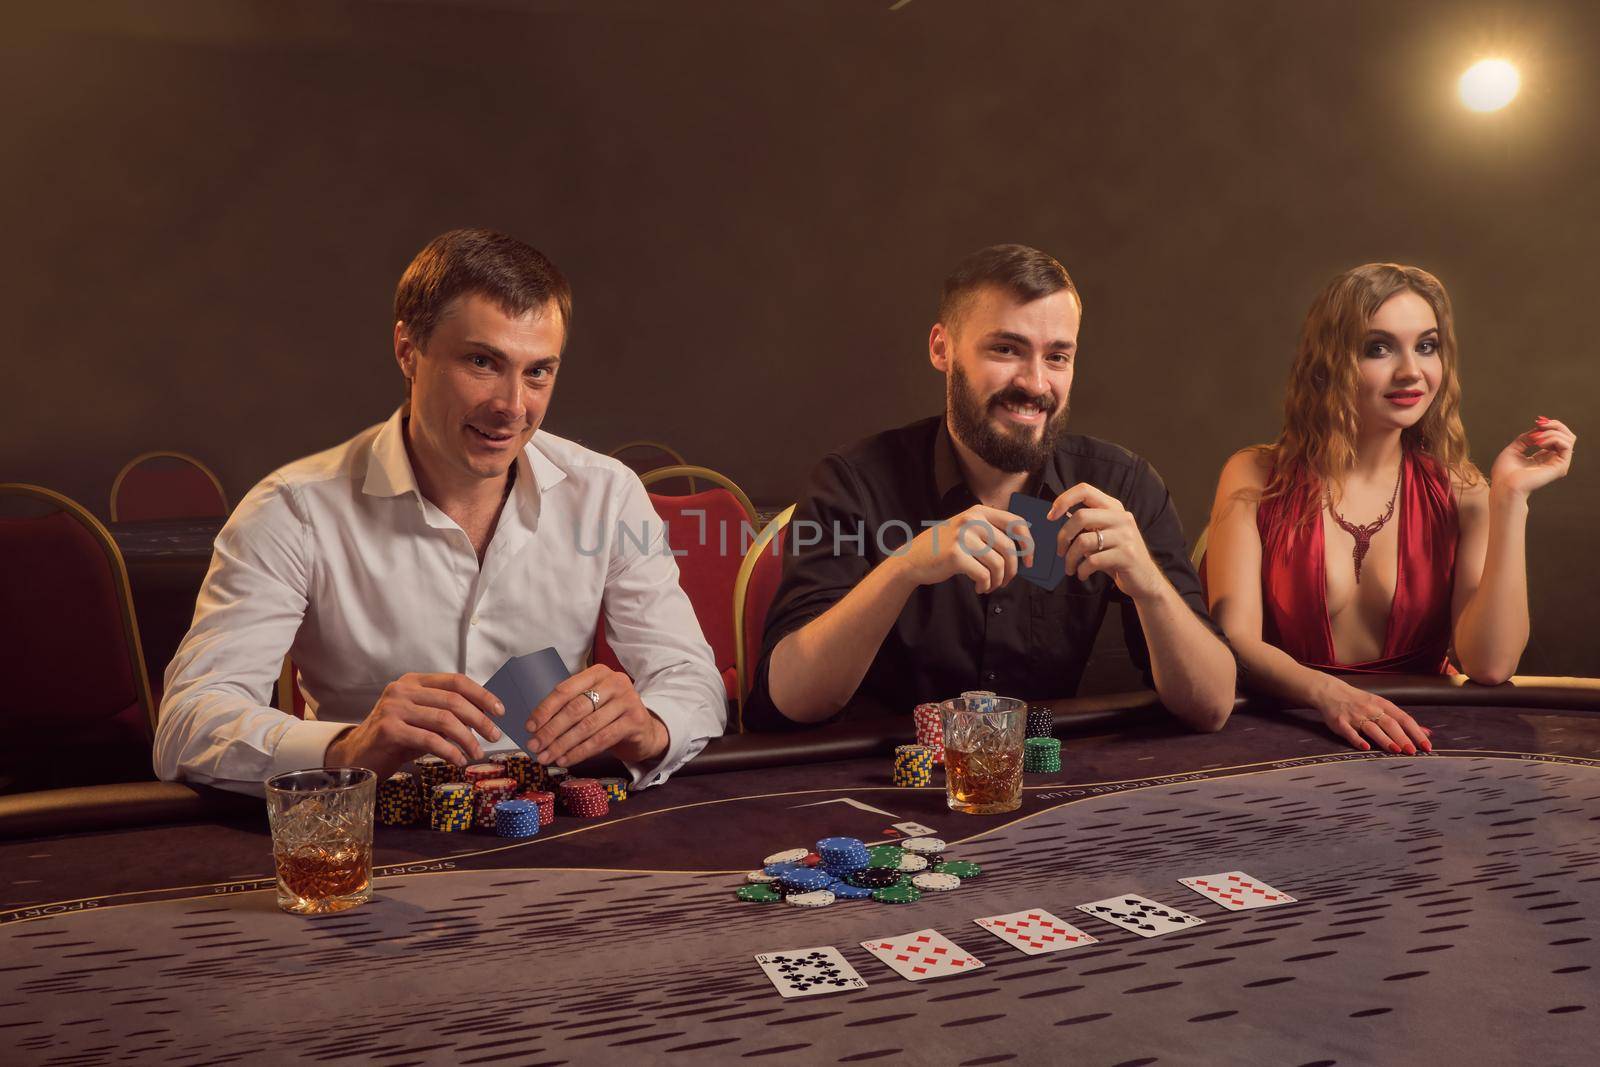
top-left (2, 677), bottom-right (1597, 1065)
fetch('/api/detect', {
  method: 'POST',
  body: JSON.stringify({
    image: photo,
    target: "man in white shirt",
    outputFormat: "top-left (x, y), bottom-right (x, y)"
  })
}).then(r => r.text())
top-left (154, 229), bottom-right (726, 794)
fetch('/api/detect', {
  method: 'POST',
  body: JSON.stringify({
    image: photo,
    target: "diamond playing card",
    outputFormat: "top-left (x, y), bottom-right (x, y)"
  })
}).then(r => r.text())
top-left (1076, 893), bottom-right (1205, 938)
top-left (754, 947), bottom-right (868, 999)
top-left (861, 928), bottom-right (986, 981)
top-left (974, 909), bottom-right (1099, 956)
top-left (1179, 871), bottom-right (1297, 911)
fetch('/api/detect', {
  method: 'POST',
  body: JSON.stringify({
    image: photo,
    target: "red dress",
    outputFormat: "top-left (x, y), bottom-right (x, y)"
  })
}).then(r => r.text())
top-left (1255, 450), bottom-right (1458, 674)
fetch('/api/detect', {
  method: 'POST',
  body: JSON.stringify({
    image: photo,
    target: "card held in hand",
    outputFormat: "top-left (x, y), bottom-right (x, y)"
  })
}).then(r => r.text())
top-left (861, 928), bottom-right (985, 981)
top-left (973, 908), bottom-right (1099, 956)
top-left (1076, 893), bottom-right (1205, 938)
top-left (754, 947), bottom-right (867, 998)
top-left (480, 647), bottom-right (571, 752)
top-left (1179, 871), bottom-right (1297, 911)
top-left (1007, 492), bottom-right (1067, 590)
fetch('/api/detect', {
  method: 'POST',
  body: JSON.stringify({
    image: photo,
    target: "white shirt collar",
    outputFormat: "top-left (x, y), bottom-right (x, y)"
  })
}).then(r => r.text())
top-left (361, 406), bottom-right (567, 516)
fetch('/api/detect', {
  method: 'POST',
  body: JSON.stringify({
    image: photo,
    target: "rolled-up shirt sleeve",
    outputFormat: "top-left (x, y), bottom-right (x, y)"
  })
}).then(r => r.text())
top-left (1115, 457), bottom-right (1237, 689)
top-left (152, 475), bottom-right (346, 794)
top-left (600, 473), bottom-right (728, 787)
top-left (742, 453), bottom-right (876, 731)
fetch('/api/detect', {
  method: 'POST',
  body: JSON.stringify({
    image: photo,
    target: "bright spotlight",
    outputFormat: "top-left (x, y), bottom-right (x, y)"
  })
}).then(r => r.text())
top-left (1459, 59), bottom-right (1520, 112)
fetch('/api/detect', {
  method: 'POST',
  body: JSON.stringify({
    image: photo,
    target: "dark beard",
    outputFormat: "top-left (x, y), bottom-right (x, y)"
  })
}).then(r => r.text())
top-left (947, 361), bottom-right (1069, 474)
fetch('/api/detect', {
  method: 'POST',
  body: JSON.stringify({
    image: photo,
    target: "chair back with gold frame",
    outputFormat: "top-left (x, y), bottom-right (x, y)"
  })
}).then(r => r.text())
top-left (1190, 524), bottom-right (1209, 572)
top-left (110, 450), bottom-right (229, 522)
top-left (609, 440), bottom-right (696, 495)
top-left (592, 466), bottom-right (758, 703)
top-left (0, 484), bottom-right (157, 788)
top-left (277, 657), bottom-right (309, 719)
top-left (732, 504), bottom-right (795, 730)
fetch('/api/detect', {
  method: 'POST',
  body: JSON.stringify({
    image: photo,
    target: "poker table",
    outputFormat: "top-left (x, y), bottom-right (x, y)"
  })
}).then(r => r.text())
top-left (3, 677), bottom-right (1597, 1065)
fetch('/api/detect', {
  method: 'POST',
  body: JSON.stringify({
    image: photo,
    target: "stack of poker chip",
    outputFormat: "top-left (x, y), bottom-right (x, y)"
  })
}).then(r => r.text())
top-left (463, 762), bottom-right (502, 786)
top-left (559, 778), bottom-right (610, 819)
top-left (892, 744), bottom-right (935, 787)
top-left (598, 776), bottom-right (629, 803)
top-left (961, 689), bottom-right (998, 712)
top-left (413, 754), bottom-right (460, 795)
top-left (1024, 736), bottom-right (1062, 773)
top-left (492, 798), bottom-right (540, 839)
top-left (489, 750), bottom-right (534, 790)
top-left (472, 777), bottom-right (518, 829)
top-left (912, 703), bottom-right (945, 765)
top-left (816, 837), bottom-right (870, 877)
top-left (518, 789), bottom-right (557, 826)
top-left (1026, 705), bottom-right (1054, 739)
top-left (545, 765), bottom-right (570, 792)
top-left (377, 772), bottom-right (422, 826)
top-left (430, 782), bottom-right (474, 832)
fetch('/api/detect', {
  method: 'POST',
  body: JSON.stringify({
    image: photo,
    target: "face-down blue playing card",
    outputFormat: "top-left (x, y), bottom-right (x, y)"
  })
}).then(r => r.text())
top-left (1007, 492), bottom-right (1067, 590)
top-left (480, 647), bottom-right (571, 752)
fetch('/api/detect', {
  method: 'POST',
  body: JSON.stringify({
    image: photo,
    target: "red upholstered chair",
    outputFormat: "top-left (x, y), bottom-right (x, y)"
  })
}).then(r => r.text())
top-left (732, 505), bottom-right (795, 732)
top-left (277, 657), bottom-right (308, 719)
top-left (592, 466), bottom-right (757, 705)
top-left (109, 450), bottom-right (229, 522)
top-left (0, 484), bottom-right (157, 792)
top-left (608, 440), bottom-right (697, 496)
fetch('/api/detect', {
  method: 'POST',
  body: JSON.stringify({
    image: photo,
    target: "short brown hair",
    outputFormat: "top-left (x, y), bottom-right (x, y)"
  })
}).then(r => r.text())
top-left (938, 243), bottom-right (1080, 331)
top-left (394, 228), bottom-right (572, 348)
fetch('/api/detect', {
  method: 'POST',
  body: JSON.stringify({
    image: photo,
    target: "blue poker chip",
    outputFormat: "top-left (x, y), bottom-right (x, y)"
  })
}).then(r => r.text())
top-left (764, 861), bottom-right (805, 878)
top-left (778, 867), bottom-right (834, 892)
top-left (816, 837), bottom-right (866, 853)
top-left (830, 882), bottom-right (874, 900)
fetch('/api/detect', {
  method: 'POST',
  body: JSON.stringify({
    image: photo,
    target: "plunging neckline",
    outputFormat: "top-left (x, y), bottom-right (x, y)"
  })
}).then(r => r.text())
top-left (1314, 458), bottom-right (1406, 667)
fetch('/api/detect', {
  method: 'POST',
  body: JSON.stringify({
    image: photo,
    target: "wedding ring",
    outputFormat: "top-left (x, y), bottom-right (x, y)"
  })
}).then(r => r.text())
top-left (582, 689), bottom-right (603, 711)
top-left (1365, 712), bottom-right (1386, 723)
top-left (1094, 530), bottom-right (1106, 554)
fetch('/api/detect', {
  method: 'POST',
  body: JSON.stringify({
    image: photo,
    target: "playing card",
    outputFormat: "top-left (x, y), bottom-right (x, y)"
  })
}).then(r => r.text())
top-left (754, 946), bottom-right (868, 999)
top-left (1076, 894), bottom-right (1205, 938)
top-left (891, 821), bottom-right (937, 837)
top-left (1007, 492), bottom-right (1066, 590)
top-left (974, 909), bottom-right (1099, 956)
top-left (861, 928), bottom-right (985, 981)
top-left (481, 648), bottom-right (571, 750)
top-left (1179, 871), bottom-right (1297, 911)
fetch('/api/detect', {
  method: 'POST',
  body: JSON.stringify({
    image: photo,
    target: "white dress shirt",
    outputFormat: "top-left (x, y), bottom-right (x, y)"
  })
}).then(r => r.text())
top-left (153, 409), bottom-right (727, 795)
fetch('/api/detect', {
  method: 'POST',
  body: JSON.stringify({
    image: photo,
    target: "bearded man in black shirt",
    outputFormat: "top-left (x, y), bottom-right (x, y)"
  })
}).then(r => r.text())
top-left (744, 244), bottom-right (1237, 731)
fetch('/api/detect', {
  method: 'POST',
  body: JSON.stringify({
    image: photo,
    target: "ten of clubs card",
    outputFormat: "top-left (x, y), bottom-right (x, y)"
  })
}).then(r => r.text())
top-left (754, 947), bottom-right (868, 999)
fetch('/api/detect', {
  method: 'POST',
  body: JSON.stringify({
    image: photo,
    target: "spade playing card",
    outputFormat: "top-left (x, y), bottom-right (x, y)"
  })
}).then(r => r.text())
top-left (891, 821), bottom-right (937, 837)
top-left (1179, 871), bottom-right (1297, 911)
top-left (1007, 492), bottom-right (1067, 590)
top-left (861, 928), bottom-right (985, 981)
top-left (754, 947), bottom-right (868, 999)
top-left (974, 909), bottom-right (1099, 956)
top-left (1076, 893), bottom-right (1205, 938)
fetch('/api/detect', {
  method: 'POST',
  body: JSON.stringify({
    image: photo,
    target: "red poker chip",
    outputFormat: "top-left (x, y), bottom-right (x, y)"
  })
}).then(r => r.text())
top-left (802, 853), bottom-right (821, 867)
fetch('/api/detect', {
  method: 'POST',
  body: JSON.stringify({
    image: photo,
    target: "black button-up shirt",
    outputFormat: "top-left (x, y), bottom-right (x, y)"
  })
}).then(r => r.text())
top-left (743, 415), bottom-right (1227, 729)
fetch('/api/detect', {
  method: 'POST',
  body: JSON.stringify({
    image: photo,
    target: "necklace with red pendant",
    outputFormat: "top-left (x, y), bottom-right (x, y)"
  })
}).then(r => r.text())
top-left (1328, 466), bottom-right (1401, 584)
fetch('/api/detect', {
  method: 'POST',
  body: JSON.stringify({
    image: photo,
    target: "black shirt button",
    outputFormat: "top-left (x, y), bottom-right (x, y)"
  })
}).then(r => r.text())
top-left (985, 671), bottom-right (996, 682)
top-left (993, 605), bottom-right (1003, 615)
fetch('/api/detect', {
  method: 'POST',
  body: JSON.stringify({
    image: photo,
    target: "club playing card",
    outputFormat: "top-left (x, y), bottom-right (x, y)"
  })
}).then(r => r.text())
top-left (1179, 871), bottom-right (1297, 911)
top-left (891, 821), bottom-right (937, 837)
top-left (754, 946), bottom-right (868, 999)
top-left (480, 647), bottom-right (571, 751)
top-left (1007, 492), bottom-right (1067, 590)
top-left (861, 928), bottom-right (985, 981)
top-left (974, 909), bottom-right (1099, 956)
top-left (1076, 893), bottom-right (1205, 938)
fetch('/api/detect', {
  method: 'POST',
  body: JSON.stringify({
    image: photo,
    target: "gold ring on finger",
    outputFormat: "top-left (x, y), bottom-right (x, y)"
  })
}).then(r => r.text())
top-left (1365, 712), bottom-right (1386, 722)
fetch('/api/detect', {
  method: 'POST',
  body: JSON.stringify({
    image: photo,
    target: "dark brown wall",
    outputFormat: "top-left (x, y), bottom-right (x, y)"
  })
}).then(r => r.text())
top-left (4, 0), bottom-right (1596, 674)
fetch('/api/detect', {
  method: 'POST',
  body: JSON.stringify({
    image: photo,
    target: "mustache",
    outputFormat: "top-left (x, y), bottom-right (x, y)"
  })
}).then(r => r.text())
top-left (987, 388), bottom-right (1057, 415)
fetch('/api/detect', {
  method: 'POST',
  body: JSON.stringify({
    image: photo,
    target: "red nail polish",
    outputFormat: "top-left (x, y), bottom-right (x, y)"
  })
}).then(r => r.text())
top-left (1404, 745), bottom-right (1415, 755)
top-left (1389, 744), bottom-right (1400, 753)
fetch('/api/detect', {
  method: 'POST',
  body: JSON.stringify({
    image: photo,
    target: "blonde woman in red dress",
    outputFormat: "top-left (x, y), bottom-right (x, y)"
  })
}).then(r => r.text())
top-left (1204, 264), bottom-right (1576, 753)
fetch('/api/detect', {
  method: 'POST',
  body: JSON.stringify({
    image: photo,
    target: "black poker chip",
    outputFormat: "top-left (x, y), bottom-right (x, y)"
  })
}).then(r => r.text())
top-left (845, 867), bottom-right (903, 889)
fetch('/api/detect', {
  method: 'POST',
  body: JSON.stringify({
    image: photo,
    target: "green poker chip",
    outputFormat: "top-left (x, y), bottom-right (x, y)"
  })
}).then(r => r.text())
top-left (871, 882), bottom-right (923, 904)
top-left (866, 846), bottom-right (905, 868)
top-left (934, 860), bottom-right (982, 879)
top-left (736, 883), bottom-right (783, 903)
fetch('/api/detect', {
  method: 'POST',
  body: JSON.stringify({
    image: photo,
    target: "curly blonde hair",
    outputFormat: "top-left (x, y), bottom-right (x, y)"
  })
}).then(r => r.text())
top-left (1260, 263), bottom-right (1482, 524)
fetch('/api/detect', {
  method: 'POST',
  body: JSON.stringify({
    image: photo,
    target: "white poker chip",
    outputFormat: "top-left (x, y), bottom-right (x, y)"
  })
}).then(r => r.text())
top-left (911, 872), bottom-right (961, 892)
top-left (746, 870), bottom-right (778, 884)
top-left (896, 853), bottom-right (930, 873)
top-left (785, 890), bottom-right (835, 908)
top-left (901, 837), bottom-right (947, 856)
top-left (763, 847), bottom-right (810, 865)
